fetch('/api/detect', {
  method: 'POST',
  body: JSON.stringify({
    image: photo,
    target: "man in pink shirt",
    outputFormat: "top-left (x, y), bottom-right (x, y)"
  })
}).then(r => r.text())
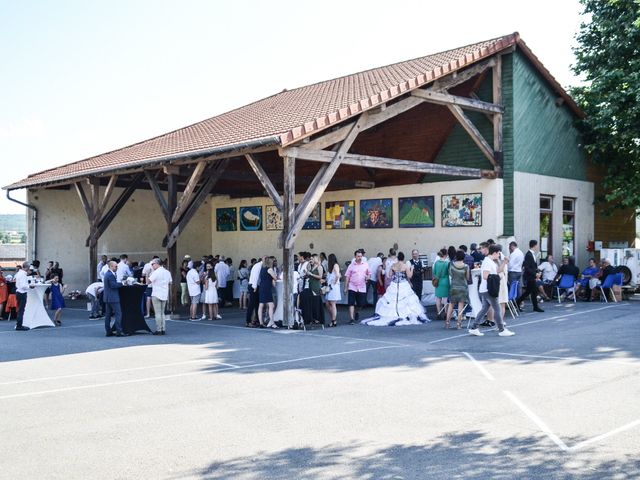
top-left (344, 249), bottom-right (370, 324)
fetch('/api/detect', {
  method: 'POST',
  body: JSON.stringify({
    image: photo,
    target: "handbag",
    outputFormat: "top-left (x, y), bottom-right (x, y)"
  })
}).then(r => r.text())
top-left (431, 277), bottom-right (439, 287)
top-left (487, 274), bottom-right (500, 298)
top-left (321, 284), bottom-right (332, 295)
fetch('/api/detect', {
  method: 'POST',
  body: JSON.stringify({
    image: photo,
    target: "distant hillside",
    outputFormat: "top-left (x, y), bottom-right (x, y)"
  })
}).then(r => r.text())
top-left (0, 214), bottom-right (26, 233)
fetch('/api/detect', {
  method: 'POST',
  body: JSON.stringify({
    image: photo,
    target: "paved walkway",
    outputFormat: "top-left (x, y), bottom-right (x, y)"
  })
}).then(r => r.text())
top-left (1, 297), bottom-right (639, 479)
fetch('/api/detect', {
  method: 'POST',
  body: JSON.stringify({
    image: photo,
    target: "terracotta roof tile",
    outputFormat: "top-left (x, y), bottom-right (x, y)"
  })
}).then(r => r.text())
top-left (6, 33), bottom-right (524, 190)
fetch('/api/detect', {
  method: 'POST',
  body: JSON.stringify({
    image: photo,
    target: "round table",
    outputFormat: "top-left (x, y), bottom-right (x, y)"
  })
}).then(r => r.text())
top-left (23, 284), bottom-right (55, 329)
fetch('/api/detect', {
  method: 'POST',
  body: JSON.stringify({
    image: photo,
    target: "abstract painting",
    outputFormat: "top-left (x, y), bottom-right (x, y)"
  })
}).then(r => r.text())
top-left (441, 193), bottom-right (482, 227)
top-left (239, 206), bottom-right (263, 231)
top-left (296, 202), bottom-right (322, 230)
top-left (216, 207), bottom-right (237, 232)
top-left (325, 200), bottom-right (356, 229)
top-left (265, 205), bottom-right (283, 231)
top-left (360, 198), bottom-right (393, 228)
top-left (398, 196), bottom-right (435, 228)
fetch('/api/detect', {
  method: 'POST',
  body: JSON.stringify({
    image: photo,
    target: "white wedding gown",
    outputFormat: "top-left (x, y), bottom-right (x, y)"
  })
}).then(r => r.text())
top-left (361, 271), bottom-right (429, 326)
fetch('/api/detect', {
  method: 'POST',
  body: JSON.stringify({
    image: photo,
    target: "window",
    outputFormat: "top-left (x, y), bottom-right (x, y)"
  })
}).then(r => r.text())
top-left (540, 195), bottom-right (553, 259)
top-left (562, 197), bottom-right (575, 257)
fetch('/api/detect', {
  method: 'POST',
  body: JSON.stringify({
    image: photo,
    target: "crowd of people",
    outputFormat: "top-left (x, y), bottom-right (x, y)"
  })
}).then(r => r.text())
top-left (0, 242), bottom-right (620, 337)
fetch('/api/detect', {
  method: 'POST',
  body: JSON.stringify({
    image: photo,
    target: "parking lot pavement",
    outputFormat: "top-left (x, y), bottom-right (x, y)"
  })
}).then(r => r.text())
top-left (0, 298), bottom-right (638, 479)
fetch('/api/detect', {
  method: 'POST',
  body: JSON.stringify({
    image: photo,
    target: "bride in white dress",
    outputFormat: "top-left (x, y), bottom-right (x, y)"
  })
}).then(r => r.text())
top-left (361, 252), bottom-right (429, 326)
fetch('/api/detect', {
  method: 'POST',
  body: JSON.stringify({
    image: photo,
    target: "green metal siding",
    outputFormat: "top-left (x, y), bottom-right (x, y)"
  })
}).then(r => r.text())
top-left (502, 54), bottom-right (515, 236)
top-left (513, 51), bottom-right (587, 180)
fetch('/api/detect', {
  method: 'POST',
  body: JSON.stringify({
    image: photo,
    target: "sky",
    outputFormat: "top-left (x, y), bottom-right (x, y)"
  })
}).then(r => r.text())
top-left (0, 0), bottom-right (586, 215)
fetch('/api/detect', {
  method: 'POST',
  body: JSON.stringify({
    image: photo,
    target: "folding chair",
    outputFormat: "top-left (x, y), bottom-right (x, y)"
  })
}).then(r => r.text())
top-left (506, 280), bottom-right (520, 319)
top-left (598, 273), bottom-right (622, 303)
top-left (556, 274), bottom-right (577, 303)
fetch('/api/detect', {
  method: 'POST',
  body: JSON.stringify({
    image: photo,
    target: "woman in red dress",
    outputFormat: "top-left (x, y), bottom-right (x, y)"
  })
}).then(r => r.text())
top-left (0, 269), bottom-right (7, 317)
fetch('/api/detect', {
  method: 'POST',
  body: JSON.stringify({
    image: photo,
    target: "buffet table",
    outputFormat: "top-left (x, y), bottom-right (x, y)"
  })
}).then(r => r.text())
top-left (23, 284), bottom-right (54, 329)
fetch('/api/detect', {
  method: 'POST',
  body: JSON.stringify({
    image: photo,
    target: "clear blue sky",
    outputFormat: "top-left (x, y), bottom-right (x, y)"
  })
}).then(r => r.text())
top-left (0, 0), bottom-right (585, 214)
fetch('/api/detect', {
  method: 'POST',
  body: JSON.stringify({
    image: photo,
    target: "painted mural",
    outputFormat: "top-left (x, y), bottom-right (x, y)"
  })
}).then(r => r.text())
top-left (441, 193), bottom-right (482, 227)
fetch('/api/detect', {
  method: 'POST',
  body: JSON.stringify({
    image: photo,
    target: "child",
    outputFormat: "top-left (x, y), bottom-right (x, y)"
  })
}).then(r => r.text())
top-left (48, 274), bottom-right (66, 326)
top-left (204, 264), bottom-right (220, 321)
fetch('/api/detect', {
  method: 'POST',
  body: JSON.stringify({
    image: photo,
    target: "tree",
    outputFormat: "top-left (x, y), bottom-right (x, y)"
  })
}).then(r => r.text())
top-left (571, 0), bottom-right (640, 211)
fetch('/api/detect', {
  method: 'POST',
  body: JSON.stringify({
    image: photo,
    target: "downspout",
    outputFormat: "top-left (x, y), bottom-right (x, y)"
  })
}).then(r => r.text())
top-left (6, 190), bottom-right (37, 261)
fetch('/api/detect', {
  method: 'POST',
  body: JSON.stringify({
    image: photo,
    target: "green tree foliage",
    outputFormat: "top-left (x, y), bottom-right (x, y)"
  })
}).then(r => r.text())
top-left (571, 0), bottom-right (640, 210)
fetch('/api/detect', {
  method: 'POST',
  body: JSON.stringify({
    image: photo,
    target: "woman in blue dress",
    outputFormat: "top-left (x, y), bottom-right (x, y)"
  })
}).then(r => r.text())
top-left (48, 274), bottom-right (66, 326)
top-left (257, 257), bottom-right (278, 328)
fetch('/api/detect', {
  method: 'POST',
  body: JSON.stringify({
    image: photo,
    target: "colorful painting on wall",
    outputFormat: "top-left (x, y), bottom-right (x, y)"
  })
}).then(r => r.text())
top-left (295, 202), bottom-right (322, 230)
top-left (360, 198), bottom-right (393, 228)
top-left (265, 205), bottom-right (283, 231)
top-left (441, 193), bottom-right (482, 227)
top-left (216, 207), bottom-right (237, 232)
top-left (239, 206), bottom-right (263, 231)
top-left (398, 196), bottom-right (435, 228)
top-left (325, 200), bottom-right (356, 229)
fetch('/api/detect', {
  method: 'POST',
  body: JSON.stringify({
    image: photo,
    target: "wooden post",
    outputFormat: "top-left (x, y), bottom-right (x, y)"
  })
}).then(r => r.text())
top-left (166, 170), bottom-right (178, 313)
top-left (282, 156), bottom-right (296, 327)
top-left (492, 55), bottom-right (503, 171)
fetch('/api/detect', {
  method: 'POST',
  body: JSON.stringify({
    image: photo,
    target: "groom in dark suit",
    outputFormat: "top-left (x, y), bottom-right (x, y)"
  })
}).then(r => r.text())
top-left (516, 240), bottom-right (544, 313)
top-left (103, 260), bottom-right (127, 336)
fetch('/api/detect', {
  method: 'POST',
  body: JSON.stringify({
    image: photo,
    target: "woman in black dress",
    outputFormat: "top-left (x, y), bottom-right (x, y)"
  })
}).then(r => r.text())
top-left (257, 257), bottom-right (278, 328)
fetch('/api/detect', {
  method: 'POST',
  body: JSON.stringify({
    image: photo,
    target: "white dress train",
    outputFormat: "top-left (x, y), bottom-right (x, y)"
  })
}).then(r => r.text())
top-left (361, 271), bottom-right (429, 326)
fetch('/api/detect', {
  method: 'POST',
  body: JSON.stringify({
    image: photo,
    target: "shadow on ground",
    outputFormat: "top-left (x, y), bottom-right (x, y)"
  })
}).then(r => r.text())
top-left (170, 431), bottom-right (640, 480)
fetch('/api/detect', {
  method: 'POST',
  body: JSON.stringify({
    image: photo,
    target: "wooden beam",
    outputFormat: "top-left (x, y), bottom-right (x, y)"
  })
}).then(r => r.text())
top-left (86, 173), bottom-right (144, 245)
top-left (74, 182), bottom-right (93, 221)
top-left (411, 89), bottom-right (503, 114)
top-left (446, 104), bottom-right (498, 168)
top-left (171, 160), bottom-right (207, 224)
top-left (285, 114), bottom-right (367, 249)
top-left (164, 159), bottom-right (230, 248)
top-left (301, 96), bottom-right (423, 150)
top-left (283, 147), bottom-right (486, 178)
top-left (282, 155), bottom-right (295, 327)
top-left (144, 170), bottom-right (170, 223)
top-left (244, 154), bottom-right (283, 211)
top-left (431, 59), bottom-right (495, 92)
top-left (97, 175), bottom-right (118, 220)
top-left (492, 55), bottom-right (503, 166)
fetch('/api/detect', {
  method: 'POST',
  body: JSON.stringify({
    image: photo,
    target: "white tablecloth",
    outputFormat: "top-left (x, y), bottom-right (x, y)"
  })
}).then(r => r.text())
top-left (273, 281), bottom-right (284, 322)
top-left (468, 269), bottom-right (482, 318)
top-left (23, 284), bottom-right (55, 329)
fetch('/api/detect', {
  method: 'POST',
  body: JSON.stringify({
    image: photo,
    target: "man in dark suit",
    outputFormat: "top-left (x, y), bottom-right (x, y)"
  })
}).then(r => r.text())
top-left (516, 240), bottom-right (544, 313)
top-left (103, 261), bottom-right (127, 336)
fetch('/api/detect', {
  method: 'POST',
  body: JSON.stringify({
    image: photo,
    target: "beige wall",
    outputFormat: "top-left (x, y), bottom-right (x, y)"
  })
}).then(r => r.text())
top-left (27, 188), bottom-right (212, 291)
top-left (513, 172), bottom-right (594, 266)
top-left (209, 179), bottom-right (504, 266)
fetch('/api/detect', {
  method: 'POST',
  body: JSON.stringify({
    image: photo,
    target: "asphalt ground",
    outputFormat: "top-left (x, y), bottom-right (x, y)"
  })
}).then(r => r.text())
top-left (1, 297), bottom-right (639, 480)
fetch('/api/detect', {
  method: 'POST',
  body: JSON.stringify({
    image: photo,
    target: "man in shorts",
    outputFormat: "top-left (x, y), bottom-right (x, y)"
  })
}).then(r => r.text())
top-left (344, 249), bottom-right (370, 324)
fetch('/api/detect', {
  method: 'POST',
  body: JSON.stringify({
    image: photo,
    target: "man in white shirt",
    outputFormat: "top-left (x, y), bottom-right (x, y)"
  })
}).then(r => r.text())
top-left (85, 281), bottom-right (104, 318)
top-left (14, 261), bottom-right (32, 330)
top-left (468, 245), bottom-right (515, 337)
top-left (96, 255), bottom-right (108, 280)
top-left (537, 254), bottom-right (557, 300)
top-left (116, 254), bottom-right (132, 282)
top-left (246, 256), bottom-right (265, 326)
top-left (367, 253), bottom-right (383, 306)
top-left (215, 259), bottom-right (230, 307)
top-left (508, 241), bottom-right (524, 297)
top-left (148, 258), bottom-right (172, 335)
top-left (142, 256), bottom-right (158, 318)
top-left (186, 261), bottom-right (203, 321)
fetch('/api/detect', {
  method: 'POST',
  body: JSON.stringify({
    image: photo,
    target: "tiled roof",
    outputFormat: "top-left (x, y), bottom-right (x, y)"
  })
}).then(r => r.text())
top-left (6, 32), bottom-right (577, 190)
top-left (0, 244), bottom-right (26, 260)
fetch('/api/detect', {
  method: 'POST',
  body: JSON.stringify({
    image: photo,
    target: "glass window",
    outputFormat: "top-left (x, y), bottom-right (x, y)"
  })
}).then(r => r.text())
top-left (562, 197), bottom-right (575, 257)
top-left (540, 195), bottom-right (553, 259)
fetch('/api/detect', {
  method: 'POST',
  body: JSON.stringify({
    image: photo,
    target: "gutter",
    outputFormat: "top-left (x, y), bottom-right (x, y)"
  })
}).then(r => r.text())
top-left (6, 190), bottom-right (37, 262)
top-left (3, 135), bottom-right (282, 192)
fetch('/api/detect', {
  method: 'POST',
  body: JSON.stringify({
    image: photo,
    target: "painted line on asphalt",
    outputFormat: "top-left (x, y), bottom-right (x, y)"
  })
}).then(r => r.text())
top-left (489, 351), bottom-right (640, 367)
top-left (166, 318), bottom-right (409, 346)
top-left (503, 390), bottom-right (569, 452)
top-left (568, 419), bottom-right (640, 451)
top-left (0, 322), bottom-right (101, 334)
top-left (462, 352), bottom-right (495, 381)
top-left (0, 345), bottom-right (405, 400)
top-left (427, 304), bottom-right (623, 344)
top-left (0, 359), bottom-right (240, 386)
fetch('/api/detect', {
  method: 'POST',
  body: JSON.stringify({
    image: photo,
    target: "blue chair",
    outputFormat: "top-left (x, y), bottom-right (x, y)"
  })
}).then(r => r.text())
top-left (556, 274), bottom-right (577, 303)
top-left (598, 273), bottom-right (623, 303)
top-left (507, 280), bottom-right (520, 319)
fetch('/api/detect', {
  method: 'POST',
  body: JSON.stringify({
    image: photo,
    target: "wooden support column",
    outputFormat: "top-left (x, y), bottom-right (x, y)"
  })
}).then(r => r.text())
top-left (284, 113), bottom-right (367, 249)
top-left (492, 55), bottom-right (504, 169)
top-left (446, 104), bottom-right (498, 169)
top-left (245, 154), bottom-right (283, 211)
top-left (282, 155), bottom-right (295, 327)
top-left (165, 167), bottom-right (179, 313)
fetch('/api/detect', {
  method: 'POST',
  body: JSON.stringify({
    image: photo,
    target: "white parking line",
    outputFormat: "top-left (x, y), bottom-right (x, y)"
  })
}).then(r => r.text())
top-left (489, 351), bottom-right (639, 367)
top-left (428, 304), bottom-right (622, 344)
top-left (568, 419), bottom-right (640, 451)
top-left (0, 344), bottom-right (405, 401)
top-left (503, 390), bottom-right (569, 451)
top-left (0, 358), bottom-right (240, 386)
top-left (462, 352), bottom-right (495, 381)
top-left (0, 322), bottom-right (100, 334)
